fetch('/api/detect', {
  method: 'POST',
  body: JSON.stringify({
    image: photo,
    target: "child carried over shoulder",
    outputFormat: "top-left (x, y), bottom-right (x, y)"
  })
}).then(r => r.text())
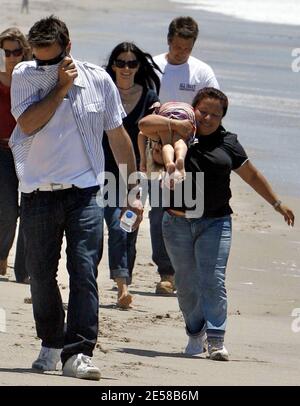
top-left (138, 101), bottom-right (196, 189)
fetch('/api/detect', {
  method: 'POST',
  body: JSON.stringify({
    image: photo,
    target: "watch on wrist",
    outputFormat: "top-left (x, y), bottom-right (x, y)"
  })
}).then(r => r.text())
top-left (272, 200), bottom-right (282, 209)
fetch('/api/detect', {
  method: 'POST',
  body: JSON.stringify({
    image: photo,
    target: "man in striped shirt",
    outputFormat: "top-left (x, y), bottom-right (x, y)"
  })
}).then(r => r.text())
top-left (10, 15), bottom-right (143, 381)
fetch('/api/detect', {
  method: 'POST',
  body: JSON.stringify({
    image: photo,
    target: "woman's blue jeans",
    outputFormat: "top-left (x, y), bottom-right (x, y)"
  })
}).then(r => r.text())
top-left (21, 186), bottom-right (103, 364)
top-left (162, 212), bottom-right (232, 340)
top-left (0, 147), bottom-right (26, 282)
top-left (148, 180), bottom-right (175, 277)
top-left (104, 205), bottom-right (138, 285)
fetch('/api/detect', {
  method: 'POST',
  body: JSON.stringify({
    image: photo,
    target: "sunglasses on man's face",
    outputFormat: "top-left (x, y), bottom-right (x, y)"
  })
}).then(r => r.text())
top-left (33, 50), bottom-right (66, 67)
top-left (114, 59), bottom-right (139, 69)
top-left (3, 48), bottom-right (23, 57)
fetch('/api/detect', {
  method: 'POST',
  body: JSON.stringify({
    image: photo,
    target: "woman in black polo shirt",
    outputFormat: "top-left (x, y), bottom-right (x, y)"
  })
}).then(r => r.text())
top-left (139, 87), bottom-right (294, 361)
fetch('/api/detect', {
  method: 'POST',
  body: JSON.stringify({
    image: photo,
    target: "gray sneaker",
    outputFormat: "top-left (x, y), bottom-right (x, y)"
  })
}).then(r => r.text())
top-left (32, 346), bottom-right (62, 371)
top-left (63, 353), bottom-right (101, 380)
top-left (208, 340), bottom-right (229, 361)
top-left (184, 333), bottom-right (207, 355)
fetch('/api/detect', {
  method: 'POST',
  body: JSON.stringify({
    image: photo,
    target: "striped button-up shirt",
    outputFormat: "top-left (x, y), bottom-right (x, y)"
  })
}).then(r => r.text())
top-left (10, 59), bottom-right (125, 186)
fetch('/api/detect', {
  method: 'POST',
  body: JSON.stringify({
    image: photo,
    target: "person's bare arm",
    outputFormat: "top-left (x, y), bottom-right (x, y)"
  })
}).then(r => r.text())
top-left (139, 114), bottom-right (194, 141)
top-left (137, 131), bottom-right (147, 172)
top-left (17, 57), bottom-right (78, 135)
top-left (235, 160), bottom-right (295, 226)
top-left (106, 125), bottom-right (137, 182)
top-left (106, 125), bottom-right (143, 230)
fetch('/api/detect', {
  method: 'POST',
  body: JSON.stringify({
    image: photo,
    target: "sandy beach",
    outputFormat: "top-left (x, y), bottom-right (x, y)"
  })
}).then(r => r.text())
top-left (0, 0), bottom-right (299, 387)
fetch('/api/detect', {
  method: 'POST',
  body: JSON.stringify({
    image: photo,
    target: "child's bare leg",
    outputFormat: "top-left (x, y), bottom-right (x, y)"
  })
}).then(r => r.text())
top-left (162, 144), bottom-right (175, 175)
top-left (158, 128), bottom-right (175, 171)
top-left (173, 136), bottom-right (187, 180)
top-left (161, 144), bottom-right (176, 189)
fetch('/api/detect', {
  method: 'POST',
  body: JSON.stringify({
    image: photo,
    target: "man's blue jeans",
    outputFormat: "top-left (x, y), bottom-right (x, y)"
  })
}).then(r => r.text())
top-left (104, 205), bottom-right (138, 285)
top-left (21, 186), bottom-right (103, 364)
top-left (162, 212), bottom-right (232, 339)
top-left (148, 180), bottom-right (174, 277)
top-left (0, 147), bottom-right (26, 282)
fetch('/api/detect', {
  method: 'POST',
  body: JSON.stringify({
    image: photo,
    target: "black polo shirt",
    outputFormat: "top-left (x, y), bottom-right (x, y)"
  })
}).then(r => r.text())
top-left (166, 126), bottom-right (248, 218)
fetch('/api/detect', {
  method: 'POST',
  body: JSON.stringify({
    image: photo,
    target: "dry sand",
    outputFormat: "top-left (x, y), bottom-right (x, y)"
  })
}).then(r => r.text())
top-left (0, 0), bottom-right (300, 387)
top-left (1, 177), bottom-right (299, 386)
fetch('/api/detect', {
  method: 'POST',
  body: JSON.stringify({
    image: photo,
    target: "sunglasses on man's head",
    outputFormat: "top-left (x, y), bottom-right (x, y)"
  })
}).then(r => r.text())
top-left (33, 50), bottom-right (66, 67)
top-left (3, 48), bottom-right (23, 57)
top-left (114, 59), bottom-right (139, 69)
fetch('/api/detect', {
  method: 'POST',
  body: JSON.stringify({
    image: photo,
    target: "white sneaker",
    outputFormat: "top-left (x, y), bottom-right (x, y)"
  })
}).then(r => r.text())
top-left (184, 333), bottom-right (207, 355)
top-left (32, 346), bottom-right (62, 371)
top-left (63, 353), bottom-right (101, 380)
top-left (208, 343), bottom-right (229, 361)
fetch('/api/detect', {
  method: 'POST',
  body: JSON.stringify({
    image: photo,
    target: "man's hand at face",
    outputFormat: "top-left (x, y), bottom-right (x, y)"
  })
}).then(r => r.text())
top-left (58, 56), bottom-right (78, 93)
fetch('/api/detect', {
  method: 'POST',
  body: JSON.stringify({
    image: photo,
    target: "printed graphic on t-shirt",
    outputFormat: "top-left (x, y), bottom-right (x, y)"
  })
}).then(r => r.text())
top-left (179, 83), bottom-right (196, 92)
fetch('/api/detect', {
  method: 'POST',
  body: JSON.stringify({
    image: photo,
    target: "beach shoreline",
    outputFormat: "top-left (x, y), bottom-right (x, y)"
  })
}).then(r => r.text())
top-left (0, 0), bottom-right (299, 386)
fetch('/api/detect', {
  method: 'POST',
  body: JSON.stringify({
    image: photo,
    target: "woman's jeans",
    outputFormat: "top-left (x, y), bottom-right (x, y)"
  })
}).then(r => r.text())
top-left (0, 147), bottom-right (26, 281)
top-left (162, 212), bottom-right (232, 340)
top-left (148, 180), bottom-right (175, 277)
top-left (104, 205), bottom-right (138, 285)
top-left (21, 186), bottom-right (103, 364)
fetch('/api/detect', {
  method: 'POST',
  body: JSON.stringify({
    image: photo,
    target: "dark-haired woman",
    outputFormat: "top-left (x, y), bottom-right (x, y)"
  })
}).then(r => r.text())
top-left (0, 27), bottom-right (31, 282)
top-left (103, 42), bottom-right (160, 308)
top-left (139, 87), bottom-right (294, 360)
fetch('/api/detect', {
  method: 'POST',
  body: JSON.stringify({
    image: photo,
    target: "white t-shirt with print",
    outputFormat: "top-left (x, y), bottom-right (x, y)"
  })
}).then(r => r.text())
top-left (154, 53), bottom-right (219, 104)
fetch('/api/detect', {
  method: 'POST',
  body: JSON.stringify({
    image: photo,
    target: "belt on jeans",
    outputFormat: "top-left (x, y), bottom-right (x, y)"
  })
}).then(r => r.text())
top-left (166, 208), bottom-right (186, 217)
top-left (36, 183), bottom-right (74, 192)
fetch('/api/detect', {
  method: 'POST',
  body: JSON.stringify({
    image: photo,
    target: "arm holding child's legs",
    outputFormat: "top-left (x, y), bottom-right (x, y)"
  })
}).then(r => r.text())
top-left (139, 115), bottom-right (194, 141)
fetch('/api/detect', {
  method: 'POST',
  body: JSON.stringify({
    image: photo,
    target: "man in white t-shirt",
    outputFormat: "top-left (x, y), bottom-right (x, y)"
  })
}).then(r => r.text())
top-left (150, 16), bottom-right (219, 295)
top-left (154, 16), bottom-right (219, 103)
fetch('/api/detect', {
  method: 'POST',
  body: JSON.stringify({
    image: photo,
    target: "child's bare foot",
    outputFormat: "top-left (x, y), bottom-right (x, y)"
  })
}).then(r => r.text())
top-left (164, 160), bottom-right (185, 189)
top-left (165, 162), bottom-right (176, 189)
top-left (166, 162), bottom-right (176, 176)
top-left (174, 157), bottom-right (186, 182)
top-left (117, 293), bottom-right (133, 309)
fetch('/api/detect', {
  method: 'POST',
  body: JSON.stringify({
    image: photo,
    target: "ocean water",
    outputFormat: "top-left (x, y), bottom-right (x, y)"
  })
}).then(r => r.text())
top-left (169, 0), bottom-right (300, 26)
top-left (168, 0), bottom-right (300, 197)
